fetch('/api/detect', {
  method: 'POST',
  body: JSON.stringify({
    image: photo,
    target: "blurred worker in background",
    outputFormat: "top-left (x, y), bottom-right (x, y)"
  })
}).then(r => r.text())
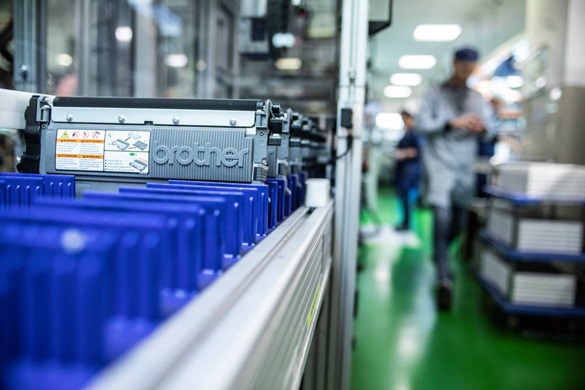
top-left (416, 47), bottom-right (495, 310)
top-left (394, 110), bottom-right (421, 231)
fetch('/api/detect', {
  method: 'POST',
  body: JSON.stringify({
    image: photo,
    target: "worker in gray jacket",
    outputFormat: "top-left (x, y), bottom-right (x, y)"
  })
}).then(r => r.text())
top-left (416, 47), bottom-right (495, 310)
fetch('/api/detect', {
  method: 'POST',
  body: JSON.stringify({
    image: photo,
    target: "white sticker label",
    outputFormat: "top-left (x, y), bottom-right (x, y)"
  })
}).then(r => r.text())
top-left (104, 130), bottom-right (151, 174)
top-left (55, 129), bottom-right (151, 174)
top-left (56, 129), bottom-right (105, 171)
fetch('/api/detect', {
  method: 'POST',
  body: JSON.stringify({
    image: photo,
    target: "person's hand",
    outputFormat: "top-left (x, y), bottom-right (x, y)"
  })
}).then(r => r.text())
top-left (449, 114), bottom-right (484, 133)
top-left (395, 150), bottom-right (406, 160)
top-left (394, 148), bottom-right (418, 160)
top-left (467, 115), bottom-right (485, 133)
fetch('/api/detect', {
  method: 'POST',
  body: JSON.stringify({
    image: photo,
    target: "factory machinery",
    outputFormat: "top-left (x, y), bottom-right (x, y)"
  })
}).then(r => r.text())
top-left (0, 92), bottom-right (341, 390)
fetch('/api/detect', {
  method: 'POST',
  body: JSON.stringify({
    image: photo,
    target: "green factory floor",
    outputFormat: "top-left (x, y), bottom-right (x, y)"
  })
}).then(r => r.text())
top-left (350, 187), bottom-right (585, 390)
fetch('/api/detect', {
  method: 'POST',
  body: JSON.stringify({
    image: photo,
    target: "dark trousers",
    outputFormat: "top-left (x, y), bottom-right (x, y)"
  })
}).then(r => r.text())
top-left (396, 164), bottom-right (420, 228)
top-left (432, 205), bottom-right (467, 282)
top-left (397, 186), bottom-right (411, 228)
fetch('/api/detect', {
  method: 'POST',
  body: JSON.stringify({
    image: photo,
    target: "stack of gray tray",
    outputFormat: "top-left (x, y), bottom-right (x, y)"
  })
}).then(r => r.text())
top-left (492, 162), bottom-right (585, 197)
top-left (480, 245), bottom-right (577, 307)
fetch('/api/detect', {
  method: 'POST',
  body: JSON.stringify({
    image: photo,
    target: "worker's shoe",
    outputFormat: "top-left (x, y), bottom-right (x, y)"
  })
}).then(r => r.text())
top-left (437, 280), bottom-right (453, 311)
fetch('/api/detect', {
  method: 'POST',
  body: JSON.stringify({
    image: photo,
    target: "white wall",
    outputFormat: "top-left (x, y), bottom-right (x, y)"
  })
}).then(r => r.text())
top-left (524, 0), bottom-right (569, 88)
top-left (563, 0), bottom-right (585, 87)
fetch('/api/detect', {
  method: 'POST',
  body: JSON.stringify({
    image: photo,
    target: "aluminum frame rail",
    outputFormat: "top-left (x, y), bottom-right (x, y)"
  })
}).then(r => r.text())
top-left (88, 201), bottom-right (334, 390)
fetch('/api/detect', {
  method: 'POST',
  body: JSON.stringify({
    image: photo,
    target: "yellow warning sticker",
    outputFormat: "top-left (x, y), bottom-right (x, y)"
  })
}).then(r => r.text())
top-left (55, 129), bottom-right (105, 171)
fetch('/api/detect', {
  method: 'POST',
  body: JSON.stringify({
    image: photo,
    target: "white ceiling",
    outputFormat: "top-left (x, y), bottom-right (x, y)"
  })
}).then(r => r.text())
top-left (369, 0), bottom-right (527, 110)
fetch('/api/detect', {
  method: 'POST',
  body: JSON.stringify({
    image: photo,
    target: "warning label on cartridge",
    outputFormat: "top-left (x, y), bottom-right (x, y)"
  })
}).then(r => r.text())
top-left (104, 130), bottom-right (151, 174)
top-left (55, 129), bottom-right (151, 174)
top-left (56, 129), bottom-right (105, 171)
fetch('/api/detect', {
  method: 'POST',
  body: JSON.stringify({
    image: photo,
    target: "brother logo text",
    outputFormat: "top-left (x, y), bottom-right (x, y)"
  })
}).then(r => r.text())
top-left (152, 141), bottom-right (249, 167)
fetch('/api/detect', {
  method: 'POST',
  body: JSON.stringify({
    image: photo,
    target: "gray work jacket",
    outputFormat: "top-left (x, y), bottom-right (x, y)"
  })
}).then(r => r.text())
top-left (415, 82), bottom-right (496, 207)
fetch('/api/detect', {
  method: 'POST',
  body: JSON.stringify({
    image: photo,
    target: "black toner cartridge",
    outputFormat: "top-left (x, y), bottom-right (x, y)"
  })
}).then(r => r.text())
top-left (18, 96), bottom-right (284, 193)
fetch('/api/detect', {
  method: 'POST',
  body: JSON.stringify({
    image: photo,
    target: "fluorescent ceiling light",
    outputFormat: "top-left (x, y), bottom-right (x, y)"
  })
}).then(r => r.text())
top-left (399, 55), bottom-right (436, 70)
top-left (115, 26), bottom-right (133, 42)
top-left (384, 85), bottom-right (412, 98)
top-left (376, 113), bottom-right (403, 130)
top-left (390, 73), bottom-right (422, 86)
top-left (272, 32), bottom-right (296, 48)
top-left (275, 58), bottom-right (302, 71)
top-left (414, 24), bottom-right (461, 42)
top-left (164, 54), bottom-right (188, 68)
top-left (56, 53), bottom-right (73, 67)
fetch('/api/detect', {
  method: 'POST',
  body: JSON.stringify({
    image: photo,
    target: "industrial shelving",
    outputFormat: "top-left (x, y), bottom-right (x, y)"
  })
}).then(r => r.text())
top-left (478, 186), bottom-right (585, 318)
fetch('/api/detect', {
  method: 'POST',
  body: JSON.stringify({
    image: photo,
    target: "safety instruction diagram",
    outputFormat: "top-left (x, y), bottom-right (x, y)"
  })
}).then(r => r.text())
top-left (55, 129), bottom-right (151, 174)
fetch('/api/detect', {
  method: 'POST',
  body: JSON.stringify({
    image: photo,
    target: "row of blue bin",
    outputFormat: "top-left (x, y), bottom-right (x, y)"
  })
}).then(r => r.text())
top-left (0, 172), bottom-right (307, 390)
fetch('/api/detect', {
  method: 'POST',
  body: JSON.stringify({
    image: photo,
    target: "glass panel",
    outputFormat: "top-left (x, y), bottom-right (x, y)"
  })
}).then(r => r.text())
top-left (34, 0), bottom-right (340, 115)
top-left (43, 0), bottom-right (186, 97)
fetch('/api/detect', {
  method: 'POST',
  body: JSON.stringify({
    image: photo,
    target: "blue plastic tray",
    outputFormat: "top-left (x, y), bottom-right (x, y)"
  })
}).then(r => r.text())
top-left (34, 197), bottom-right (216, 316)
top-left (298, 171), bottom-right (307, 207)
top-left (137, 185), bottom-right (255, 247)
top-left (266, 178), bottom-right (287, 223)
top-left (0, 176), bottom-right (42, 209)
top-left (0, 173), bottom-right (75, 210)
top-left (180, 181), bottom-right (271, 232)
top-left (168, 180), bottom-right (271, 235)
top-left (0, 208), bottom-right (168, 363)
top-left (287, 174), bottom-right (298, 211)
top-left (0, 224), bottom-right (117, 390)
top-left (0, 179), bottom-right (5, 208)
top-left (0, 208), bottom-right (169, 322)
top-left (84, 190), bottom-right (235, 271)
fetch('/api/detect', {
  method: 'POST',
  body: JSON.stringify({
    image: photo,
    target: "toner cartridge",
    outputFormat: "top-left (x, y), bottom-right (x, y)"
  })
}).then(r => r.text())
top-left (18, 96), bottom-right (285, 193)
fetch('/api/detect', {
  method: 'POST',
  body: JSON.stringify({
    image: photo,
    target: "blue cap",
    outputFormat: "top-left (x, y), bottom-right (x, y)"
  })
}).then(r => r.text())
top-left (454, 47), bottom-right (479, 62)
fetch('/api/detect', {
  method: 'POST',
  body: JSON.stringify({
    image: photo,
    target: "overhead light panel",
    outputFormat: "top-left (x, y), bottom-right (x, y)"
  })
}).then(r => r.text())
top-left (115, 26), bottom-right (133, 42)
top-left (376, 113), bottom-right (403, 130)
top-left (414, 24), bottom-right (461, 42)
top-left (164, 54), bottom-right (188, 68)
top-left (384, 85), bottom-right (412, 98)
top-left (390, 73), bottom-right (422, 86)
top-left (275, 58), bottom-right (302, 71)
top-left (398, 55), bottom-right (436, 70)
top-left (56, 54), bottom-right (73, 67)
top-left (272, 33), bottom-right (296, 48)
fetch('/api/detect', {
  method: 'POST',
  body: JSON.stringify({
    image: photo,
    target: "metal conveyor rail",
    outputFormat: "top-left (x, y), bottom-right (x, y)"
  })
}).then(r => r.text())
top-left (88, 201), bottom-right (334, 390)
